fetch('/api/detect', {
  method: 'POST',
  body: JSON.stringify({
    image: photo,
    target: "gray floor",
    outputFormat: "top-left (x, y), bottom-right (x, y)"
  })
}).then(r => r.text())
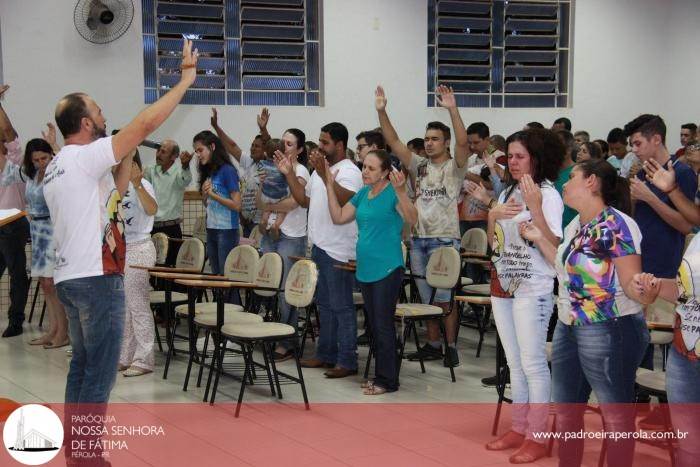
top-left (0, 314), bottom-right (502, 404)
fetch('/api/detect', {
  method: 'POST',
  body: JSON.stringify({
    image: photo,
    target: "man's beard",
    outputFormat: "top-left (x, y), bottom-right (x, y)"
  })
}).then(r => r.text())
top-left (90, 120), bottom-right (107, 140)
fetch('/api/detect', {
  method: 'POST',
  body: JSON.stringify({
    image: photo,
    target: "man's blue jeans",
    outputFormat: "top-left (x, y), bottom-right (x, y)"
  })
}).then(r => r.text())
top-left (551, 313), bottom-right (649, 467)
top-left (311, 245), bottom-right (357, 370)
top-left (57, 274), bottom-right (126, 404)
top-left (261, 233), bottom-right (307, 350)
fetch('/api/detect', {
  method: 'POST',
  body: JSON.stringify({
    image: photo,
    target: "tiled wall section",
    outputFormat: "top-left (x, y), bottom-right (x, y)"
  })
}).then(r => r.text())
top-left (0, 193), bottom-right (205, 317)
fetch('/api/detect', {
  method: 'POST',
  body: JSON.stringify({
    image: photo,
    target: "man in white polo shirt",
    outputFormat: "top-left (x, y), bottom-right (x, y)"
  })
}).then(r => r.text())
top-left (277, 122), bottom-right (363, 378)
top-left (43, 39), bottom-right (198, 465)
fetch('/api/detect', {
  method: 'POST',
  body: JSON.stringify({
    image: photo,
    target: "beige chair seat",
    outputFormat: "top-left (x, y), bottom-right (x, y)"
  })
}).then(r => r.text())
top-left (636, 368), bottom-right (666, 393)
top-left (461, 277), bottom-right (474, 286)
top-left (149, 290), bottom-right (188, 304)
top-left (175, 302), bottom-right (244, 316)
top-left (194, 311), bottom-right (263, 327)
top-left (462, 284), bottom-right (490, 295)
top-left (353, 292), bottom-right (364, 305)
top-left (457, 295), bottom-right (491, 306)
top-left (221, 322), bottom-right (295, 339)
top-left (395, 303), bottom-right (444, 317)
top-left (649, 330), bottom-right (673, 346)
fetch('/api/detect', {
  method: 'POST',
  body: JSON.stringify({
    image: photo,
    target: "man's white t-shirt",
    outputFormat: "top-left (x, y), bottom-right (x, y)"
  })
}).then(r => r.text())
top-left (123, 180), bottom-right (156, 244)
top-left (280, 163), bottom-right (310, 238)
top-left (306, 159), bottom-right (363, 262)
top-left (43, 136), bottom-right (125, 284)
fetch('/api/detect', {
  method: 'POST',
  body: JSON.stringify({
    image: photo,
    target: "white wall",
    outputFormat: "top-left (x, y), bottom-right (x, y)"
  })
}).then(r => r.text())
top-left (1, 0), bottom-right (699, 169)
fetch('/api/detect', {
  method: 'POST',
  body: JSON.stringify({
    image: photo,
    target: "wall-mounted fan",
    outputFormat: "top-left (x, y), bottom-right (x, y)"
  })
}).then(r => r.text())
top-left (74, 0), bottom-right (135, 44)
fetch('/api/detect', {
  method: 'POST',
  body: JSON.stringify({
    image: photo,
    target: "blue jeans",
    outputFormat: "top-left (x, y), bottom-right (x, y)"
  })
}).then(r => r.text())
top-left (261, 233), bottom-right (307, 350)
top-left (410, 237), bottom-right (460, 304)
top-left (57, 275), bottom-right (126, 403)
top-left (206, 228), bottom-right (239, 275)
top-left (311, 245), bottom-right (357, 370)
top-left (667, 346), bottom-right (700, 467)
top-left (551, 313), bottom-right (649, 467)
top-left (491, 294), bottom-right (552, 440)
top-left (359, 267), bottom-right (404, 392)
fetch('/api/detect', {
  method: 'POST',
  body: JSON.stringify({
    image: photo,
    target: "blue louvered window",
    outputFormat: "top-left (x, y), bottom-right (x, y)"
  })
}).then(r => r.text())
top-left (428, 0), bottom-right (573, 108)
top-left (142, 0), bottom-right (322, 106)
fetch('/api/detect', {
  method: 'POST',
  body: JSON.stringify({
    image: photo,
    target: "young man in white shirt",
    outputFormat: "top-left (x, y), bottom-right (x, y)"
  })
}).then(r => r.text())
top-left (276, 122), bottom-right (363, 378)
top-left (376, 84), bottom-right (469, 368)
top-left (43, 39), bottom-right (198, 463)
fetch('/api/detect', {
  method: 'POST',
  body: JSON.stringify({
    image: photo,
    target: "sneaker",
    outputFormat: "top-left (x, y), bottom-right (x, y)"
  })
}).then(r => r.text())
top-left (444, 347), bottom-right (460, 367)
top-left (638, 407), bottom-right (668, 431)
top-left (482, 373), bottom-right (510, 387)
top-left (406, 343), bottom-right (443, 361)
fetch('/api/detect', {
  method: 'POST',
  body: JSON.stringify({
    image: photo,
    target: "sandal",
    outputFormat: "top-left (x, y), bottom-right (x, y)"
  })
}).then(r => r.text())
top-left (485, 430), bottom-right (525, 451)
top-left (123, 366), bottom-right (153, 377)
top-left (118, 364), bottom-right (129, 372)
top-left (29, 335), bottom-right (52, 346)
top-left (361, 380), bottom-right (374, 389)
top-left (362, 381), bottom-right (388, 395)
top-left (43, 338), bottom-right (70, 349)
top-left (509, 440), bottom-right (547, 464)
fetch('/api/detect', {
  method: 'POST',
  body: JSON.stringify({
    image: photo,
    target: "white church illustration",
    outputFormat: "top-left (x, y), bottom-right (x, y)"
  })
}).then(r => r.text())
top-left (10, 409), bottom-right (58, 451)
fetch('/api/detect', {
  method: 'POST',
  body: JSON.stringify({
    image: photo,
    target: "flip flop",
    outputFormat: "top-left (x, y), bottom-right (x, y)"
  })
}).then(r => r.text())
top-left (43, 339), bottom-right (70, 349)
top-left (29, 336), bottom-right (52, 346)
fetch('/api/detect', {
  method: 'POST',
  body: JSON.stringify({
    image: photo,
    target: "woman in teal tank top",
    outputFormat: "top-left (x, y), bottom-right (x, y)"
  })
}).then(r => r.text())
top-left (324, 149), bottom-right (417, 394)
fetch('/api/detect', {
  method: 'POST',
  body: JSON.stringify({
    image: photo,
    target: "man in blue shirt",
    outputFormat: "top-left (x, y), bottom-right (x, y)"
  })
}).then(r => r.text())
top-left (626, 114), bottom-right (696, 279)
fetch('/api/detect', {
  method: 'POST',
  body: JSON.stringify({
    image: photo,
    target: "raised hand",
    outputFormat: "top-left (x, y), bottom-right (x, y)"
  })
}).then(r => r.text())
top-left (130, 160), bottom-right (143, 185)
top-left (375, 85), bottom-right (387, 112)
top-left (520, 174), bottom-right (543, 212)
top-left (435, 84), bottom-right (457, 109)
top-left (309, 151), bottom-right (330, 183)
top-left (630, 178), bottom-right (657, 203)
top-left (644, 158), bottom-right (677, 193)
top-left (210, 107), bottom-right (219, 129)
top-left (41, 123), bottom-right (57, 147)
top-left (519, 221), bottom-right (543, 243)
top-left (465, 180), bottom-right (491, 205)
top-left (0, 84), bottom-right (8, 99)
top-left (490, 197), bottom-right (524, 221)
top-left (257, 107), bottom-right (270, 130)
top-left (180, 150), bottom-right (193, 167)
top-left (483, 151), bottom-right (497, 170)
top-left (273, 149), bottom-right (292, 175)
top-left (389, 167), bottom-right (407, 193)
top-left (179, 39), bottom-right (199, 87)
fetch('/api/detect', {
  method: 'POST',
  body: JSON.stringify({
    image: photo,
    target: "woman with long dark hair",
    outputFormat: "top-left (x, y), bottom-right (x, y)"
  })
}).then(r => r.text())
top-left (485, 128), bottom-right (564, 463)
top-left (0, 131), bottom-right (69, 348)
top-left (193, 130), bottom-right (241, 275)
top-left (259, 128), bottom-right (310, 361)
top-left (520, 159), bottom-right (650, 467)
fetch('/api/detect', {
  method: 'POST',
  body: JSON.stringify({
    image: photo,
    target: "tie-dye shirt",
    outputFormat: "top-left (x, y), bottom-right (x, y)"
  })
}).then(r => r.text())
top-left (557, 207), bottom-right (643, 325)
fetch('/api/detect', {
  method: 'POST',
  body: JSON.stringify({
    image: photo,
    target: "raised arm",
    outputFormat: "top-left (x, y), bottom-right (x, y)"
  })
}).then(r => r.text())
top-left (0, 85), bottom-right (18, 142)
top-left (112, 40), bottom-right (198, 162)
top-left (631, 178), bottom-right (693, 235)
top-left (521, 175), bottom-right (561, 247)
top-left (644, 159), bottom-right (700, 226)
top-left (256, 107), bottom-right (271, 146)
top-left (309, 151), bottom-right (356, 206)
top-left (323, 159), bottom-right (356, 225)
top-left (130, 162), bottom-right (158, 216)
top-left (391, 169), bottom-right (418, 225)
top-left (435, 84), bottom-right (468, 167)
top-left (114, 150), bottom-right (136, 196)
top-left (375, 86), bottom-right (413, 168)
top-left (41, 123), bottom-right (61, 154)
top-left (210, 107), bottom-right (242, 161)
top-left (275, 151), bottom-right (309, 208)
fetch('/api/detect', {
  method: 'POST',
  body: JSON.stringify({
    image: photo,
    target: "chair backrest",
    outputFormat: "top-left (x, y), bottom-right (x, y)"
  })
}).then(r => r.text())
top-left (425, 247), bottom-right (461, 290)
top-left (248, 227), bottom-right (263, 249)
top-left (645, 297), bottom-right (675, 326)
top-left (461, 228), bottom-right (488, 256)
top-left (223, 245), bottom-right (259, 283)
top-left (285, 259), bottom-right (318, 308)
top-left (151, 233), bottom-right (169, 265)
top-left (192, 215), bottom-right (207, 245)
top-left (254, 252), bottom-right (283, 297)
top-left (175, 238), bottom-right (206, 271)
